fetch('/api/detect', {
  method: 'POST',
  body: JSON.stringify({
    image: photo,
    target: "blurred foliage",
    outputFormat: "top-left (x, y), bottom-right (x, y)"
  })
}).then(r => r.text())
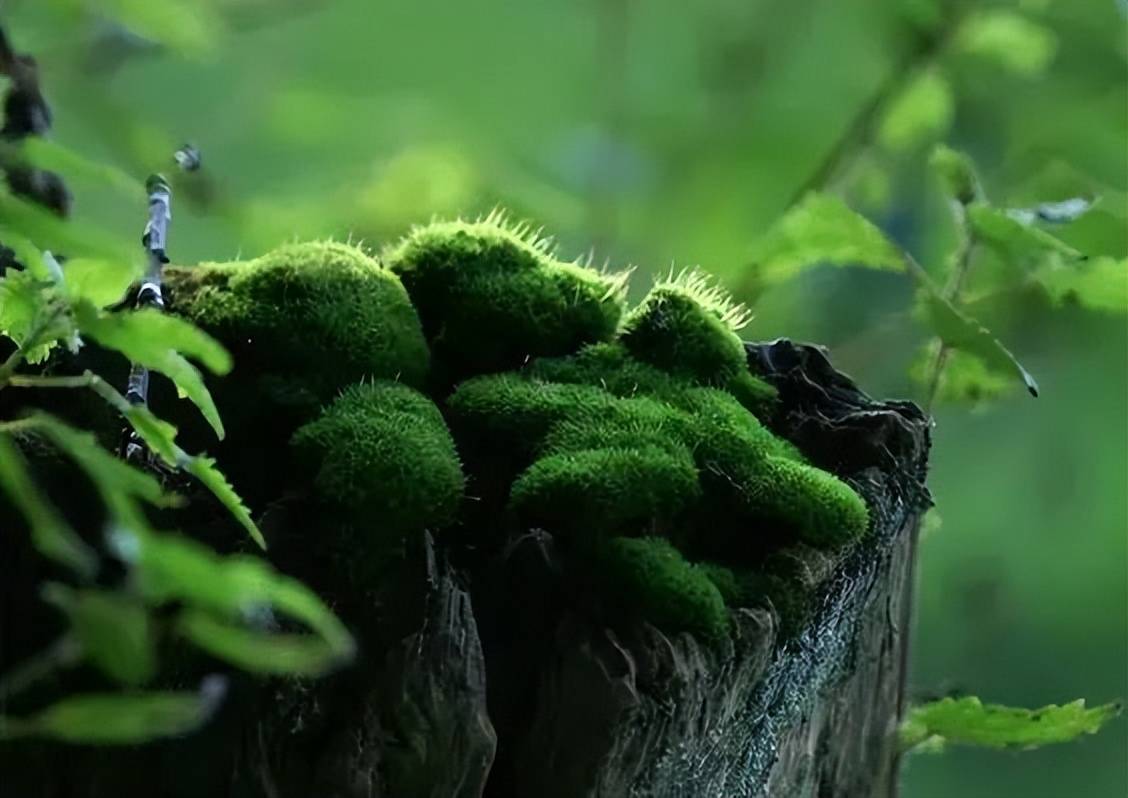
top-left (0, 0), bottom-right (1125, 792)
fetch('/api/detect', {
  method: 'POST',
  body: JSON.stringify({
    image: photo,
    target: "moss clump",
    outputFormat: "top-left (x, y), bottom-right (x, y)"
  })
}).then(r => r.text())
top-left (384, 215), bottom-right (625, 379)
top-left (509, 446), bottom-right (701, 545)
top-left (595, 537), bottom-right (729, 642)
top-left (620, 271), bottom-right (751, 386)
top-left (291, 381), bottom-right (464, 543)
top-left (168, 241), bottom-right (430, 412)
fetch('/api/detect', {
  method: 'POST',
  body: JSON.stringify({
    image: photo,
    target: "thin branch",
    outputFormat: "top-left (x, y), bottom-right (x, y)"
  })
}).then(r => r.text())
top-left (0, 634), bottom-right (82, 704)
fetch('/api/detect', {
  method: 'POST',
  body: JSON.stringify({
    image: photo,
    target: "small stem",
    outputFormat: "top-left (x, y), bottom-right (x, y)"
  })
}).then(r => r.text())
top-left (924, 203), bottom-right (977, 412)
top-left (0, 634), bottom-right (82, 704)
top-left (7, 374), bottom-right (93, 389)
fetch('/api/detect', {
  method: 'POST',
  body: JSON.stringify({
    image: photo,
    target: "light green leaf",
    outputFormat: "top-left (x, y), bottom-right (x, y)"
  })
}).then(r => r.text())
top-left (0, 678), bottom-right (227, 744)
top-left (955, 10), bottom-right (1058, 77)
top-left (113, 532), bottom-right (353, 669)
top-left (184, 457), bottom-right (266, 549)
top-left (61, 257), bottom-right (140, 307)
top-left (178, 611), bottom-right (342, 676)
top-left (0, 191), bottom-right (140, 270)
top-left (0, 270), bottom-right (60, 363)
top-left (0, 434), bottom-right (98, 579)
top-left (1036, 256), bottom-right (1128, 314)
top-left (43, 585), bottom-right (156, 686)
top-left (0, 139), bottom-right (143, 197)
top-left (901, 696), bottom-right (1122, 753)
top-left (748, 193), bottom-right (905, 290)
top-left (878, 69), bottom-right (954, 153)
top-left (73, 301), bottom-right (230, 438)
top-left (929, 145), bottom-right (982, 205)
top-left (916, 291), bottom-right (1039, 396)
top-left (968, 204), bottom-right (1085, 270)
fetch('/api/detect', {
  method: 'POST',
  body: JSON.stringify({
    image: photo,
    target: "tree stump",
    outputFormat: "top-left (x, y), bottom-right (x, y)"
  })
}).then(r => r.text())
top-left (0, 339), bottom-right (930, 798)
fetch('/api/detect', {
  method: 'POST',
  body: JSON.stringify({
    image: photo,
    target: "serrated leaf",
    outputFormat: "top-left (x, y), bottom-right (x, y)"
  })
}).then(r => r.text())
top-left (916, 291), bottom-right (1039, 396)
top-left (1036, 256), bottom-right (1128, 314)
top-left (177, 610), bottom-right (341, 676)
top-left (749, 193), bottom-right (905, 289)
top-left (929, 145), bottom-right (982, 205)
top-left (183, 456), bottom-right (266, 549)
top-left (968, 204), bottom-right (1085, 270)
top-left (955, 10), bottom-right (1058, 77)
top-left (0, 677), bottom-right (227, 744)
top-left (0, 434), bottom-right (98, 579)
top-left (0, 270), bottom-right (59, 363)
top-left (43, 585), bottom-right (155, 686)
top-left (901, 696), bottom-right (1122, 752)
top-left (878, 69), bottom-right (953, 153)
top-left (72, 301), bottom-right (230, 438)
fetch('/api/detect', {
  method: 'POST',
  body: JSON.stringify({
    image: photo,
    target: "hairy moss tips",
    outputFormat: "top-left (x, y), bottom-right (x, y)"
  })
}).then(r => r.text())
top-left (596, 537), bottom-right (729, 642)
top-left (168, 241), bottom-right (430, 411)
top-left (508, 446), bottom-right (701, 544)
top-left (291, 381), bottom-right (464, 542)
top-left (620, 272), bottom-right (750, 386)
top-left (384, 217), bottom-right (625, 378)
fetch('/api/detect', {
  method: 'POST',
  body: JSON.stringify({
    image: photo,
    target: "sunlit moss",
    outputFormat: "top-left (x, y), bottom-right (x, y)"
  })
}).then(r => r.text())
top-left (595, 537), bottom-right (729, 642)
top-left (508, 446), bottom-right (701, 544)
top-left (167, 240), bottom-right (429, 412)
top-left (290, 381), bottom-right (464, 542)
top-left (384, 215), bottom-right (626, 378)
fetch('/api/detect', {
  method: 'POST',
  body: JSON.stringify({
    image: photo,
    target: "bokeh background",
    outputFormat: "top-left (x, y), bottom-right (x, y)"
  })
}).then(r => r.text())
top-left (5, 1), bottom-right (1126, 795)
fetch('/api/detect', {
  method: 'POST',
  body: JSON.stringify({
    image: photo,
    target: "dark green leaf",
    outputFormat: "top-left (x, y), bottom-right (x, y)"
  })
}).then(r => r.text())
top-left (916, 291), bottom-right (1039, 396)
top-left (178, 610), bottom-right (342, 676)
top-left (0, 434), bottom-right (98, 579)
top-left (0, 678), bottom-right (227, 744)
top-left (43, 585), bottom-right (156, 686)
top-left (901, 696), bottom-right (1122, 752)
top-left (909, 344), bottom-right (1012, 405)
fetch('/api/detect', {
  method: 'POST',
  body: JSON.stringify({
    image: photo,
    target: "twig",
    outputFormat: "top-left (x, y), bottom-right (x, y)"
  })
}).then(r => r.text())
top-left (0, 634), bottom-right (82, 705)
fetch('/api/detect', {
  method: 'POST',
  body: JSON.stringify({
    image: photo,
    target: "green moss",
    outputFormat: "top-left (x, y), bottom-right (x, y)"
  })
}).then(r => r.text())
top-left (508, 446), bottom-right (701, 544)
top-left (696, 562), bottom-right (741, 605)
top-left (595, 537), bottom-right (729, 642)
top-left (620, 271), bottom-right (751, 386)
top-left (290, 381), bottom-right (464, 542)
top-left (384, 216), bottom-right (625, 378)
top-left (168, 240), bottom-right (429, 411)
top-left (743, 457), bottom-right (869, 547)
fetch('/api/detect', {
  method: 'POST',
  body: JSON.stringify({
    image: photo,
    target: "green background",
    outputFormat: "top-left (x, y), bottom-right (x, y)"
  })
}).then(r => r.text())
top-left (6, 0), bottom-right (1125, 795)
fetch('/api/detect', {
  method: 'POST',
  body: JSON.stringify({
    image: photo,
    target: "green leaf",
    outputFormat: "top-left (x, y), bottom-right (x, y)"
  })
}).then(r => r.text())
top-left (910, 343), bottom-right (1012, 405)
top-left (183, 456), bottom-right (266, 549)
top-left (955, 10), bottom-right (1058, 77)
top-left (748, 193), bottom-right (905, 290)
top-left (878, 69), bottom-right (954, 153)
top-left (0, 270), bottom-right (60, 363)
top-left (0, 139), bottom-right (143, 197)
top-left (95, 0), bottom-right (224, 56)
top-left (901, 696), bottom-right (1122, 753)
top-left (929, 145), bottom-right (982, 205)
top-left (112, 532), bottom-right (353, 669)
top-left (0, 434), bottom-right (98, 579)
top-left (61, 257), bottom-right (141, 307)
top-left (1036, 256), bottom-right (1128, 314)
top-left (968, 204), bottom-right (1085, 270)
top-left (73, 301), bottom-right (231, 438)
top-left (177, 611), bottom-right (342, 676)
top-left (0, 191), bottom-right (140, 270)
top-left (43, 585), bottom-right (156, 686)
top-left (0, 678), bottom-right (227, 744)
top-left (915, 290), bottom-right (1039, 396)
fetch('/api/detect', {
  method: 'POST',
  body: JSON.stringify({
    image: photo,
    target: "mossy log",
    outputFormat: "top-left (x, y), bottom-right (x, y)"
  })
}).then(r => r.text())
top-left (1, 224), bottom-right (930, 797)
